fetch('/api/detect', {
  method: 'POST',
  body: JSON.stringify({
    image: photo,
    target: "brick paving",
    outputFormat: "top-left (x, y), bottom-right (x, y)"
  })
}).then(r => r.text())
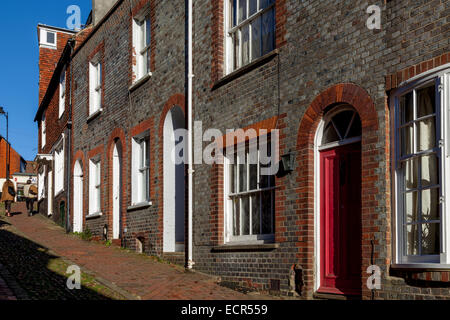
top-left (3, 203), bottom-right (275, 300)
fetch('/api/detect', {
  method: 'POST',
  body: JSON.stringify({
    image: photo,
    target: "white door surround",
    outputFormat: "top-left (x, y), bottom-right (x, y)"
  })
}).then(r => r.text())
top-left (163, 106), bottom-right (186, 253)
top-left (47, 169), bottom-right (53, 217)
top-left (113, 141), bottom-right (122, 240)
top-left (73, 160), bottom-right (83, 233)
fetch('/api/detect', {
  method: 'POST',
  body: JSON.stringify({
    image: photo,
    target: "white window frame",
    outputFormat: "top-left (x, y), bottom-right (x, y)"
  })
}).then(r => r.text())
top-left (89, 158), bottom-right (102, 216)
top-left (132, 10), bottom-right (152, 82)
top-left (224, 0), bottom-right (276, 74)
top-left (40, 28), bottom-right (57, 48)
top-left (54, 136), bottom-right (65, 195)
top-left (131, 132), bottom-right (151, 205)
top-left (59, 67), bottom-right (66, 118)
top-left (38, 165), bottom-right (46, 201)
top-left (391, 65), bottom-right (450, 267)
top-left (223, 140), bottom-right (275, 244)
top-left (89, 57), bottom-right (102, 116)
top-left (41, 114), bottom-right (46, 148)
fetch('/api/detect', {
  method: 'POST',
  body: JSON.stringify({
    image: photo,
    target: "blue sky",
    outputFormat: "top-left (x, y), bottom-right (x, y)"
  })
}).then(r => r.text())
top-left (0, 1), bottom-right (92, 161)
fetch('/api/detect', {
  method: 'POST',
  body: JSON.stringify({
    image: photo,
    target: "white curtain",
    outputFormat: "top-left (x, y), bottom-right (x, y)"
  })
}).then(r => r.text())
top-left (418, 87), bottom-right (438, 255)
top-left (404, 87), bottom-right (438, 255)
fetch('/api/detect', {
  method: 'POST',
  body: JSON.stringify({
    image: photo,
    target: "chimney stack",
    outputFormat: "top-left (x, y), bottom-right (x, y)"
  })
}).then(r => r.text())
top-left (92, 0), bottom-right (118, 26)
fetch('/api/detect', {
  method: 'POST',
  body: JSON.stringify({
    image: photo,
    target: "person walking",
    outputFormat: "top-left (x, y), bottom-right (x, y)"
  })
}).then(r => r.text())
top-left (24, 180), bottom-right (38, 216)
top-left (1, 179), bottom-right (16, 218)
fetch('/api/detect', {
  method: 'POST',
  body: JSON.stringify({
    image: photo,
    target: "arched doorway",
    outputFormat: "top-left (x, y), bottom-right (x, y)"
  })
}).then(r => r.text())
top-left (112, 140), bottom-right (122, 240)
top-left (316, 106), bottom-right (362, 296)
top-left (163, 106), bottom-right (185, 253)
top-left (73, 159), bottom-right (83, 233)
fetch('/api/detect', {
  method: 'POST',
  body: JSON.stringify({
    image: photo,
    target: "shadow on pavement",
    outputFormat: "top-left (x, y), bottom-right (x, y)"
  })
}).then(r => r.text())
top-left (0, 220), bottom-right (11, 228)
top-left (0, 227), bottom-right (113, 300)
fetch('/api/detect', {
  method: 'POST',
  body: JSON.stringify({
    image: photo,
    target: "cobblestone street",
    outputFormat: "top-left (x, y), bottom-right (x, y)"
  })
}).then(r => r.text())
top-left (0, 203), bottom-right (275, 300)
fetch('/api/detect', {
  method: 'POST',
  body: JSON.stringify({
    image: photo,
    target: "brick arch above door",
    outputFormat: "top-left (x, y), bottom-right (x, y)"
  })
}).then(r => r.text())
top-left (295, 83), bottom-right (380, 299)
top-left (72, 150), bottom-right (86, 231)
top-left (106, 128), bottom-right (127, 241)
top-left (297, 83), bottom-right (378, 149)
top-left (156, 93), bottom-right (186, 255)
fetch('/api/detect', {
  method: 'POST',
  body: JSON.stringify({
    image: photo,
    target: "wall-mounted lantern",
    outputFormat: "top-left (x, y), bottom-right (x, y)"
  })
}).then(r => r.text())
top-left (281, 151), bottom-right (295, 173)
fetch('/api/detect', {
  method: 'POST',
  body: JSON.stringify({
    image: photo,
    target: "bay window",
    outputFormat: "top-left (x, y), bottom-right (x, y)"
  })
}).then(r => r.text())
top-left (224, 139), bottom-right (275, 243)
top-left (393, 67), bottom-right (450, 266)
top-left (225, 0), bottom-right (275, 74)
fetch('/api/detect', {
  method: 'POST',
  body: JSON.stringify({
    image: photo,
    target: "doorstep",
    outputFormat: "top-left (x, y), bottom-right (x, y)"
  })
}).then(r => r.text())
top-left (313, 292), bottom-right (361, 300)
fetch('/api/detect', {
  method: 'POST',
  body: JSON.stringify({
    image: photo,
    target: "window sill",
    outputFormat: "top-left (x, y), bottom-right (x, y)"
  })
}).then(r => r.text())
top-left (87, 108), bottom-right (103, 123)
top-left (212, 49), bottom-right (279, 91)
top-left (86, 212), bottom-right (103, 220)
top-left (127, 201), bottom-right (153, 212)
top-left (212, 243), bottom-right (279, 253)
top-left (40, 44), bottom-right (57, 50)
top-left (391, 264), bottom-right (450, 271)
top-left (129, 73), bottom-right (152, 92)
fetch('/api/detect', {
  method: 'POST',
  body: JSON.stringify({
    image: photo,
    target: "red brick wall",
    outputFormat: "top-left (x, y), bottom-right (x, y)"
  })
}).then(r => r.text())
top-left (38, 79), bottom-right (69, 154)
top-left (386, 51), bottom-right (450, 91)
top-left (38, 30), bottom-right (74, 105)
top-left (0, 138), bottom-right (24, 178)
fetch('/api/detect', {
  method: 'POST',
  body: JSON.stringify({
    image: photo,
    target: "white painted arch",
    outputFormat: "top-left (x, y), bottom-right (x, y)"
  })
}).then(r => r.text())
top-left (73, 159), bottom-right (83, 233)
top-left (112, 140), bottom-right (122, 240)
top-left (163, 106), bottom-right (185, 253)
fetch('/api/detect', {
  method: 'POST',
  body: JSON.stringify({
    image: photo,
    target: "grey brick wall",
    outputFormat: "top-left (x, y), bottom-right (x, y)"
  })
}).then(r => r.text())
top-left (190, 0), bottom-right (450, 299)
top-left (71, 0), bottom-right (186, 254)
top-left (65, 0), bottom-right (450, 299)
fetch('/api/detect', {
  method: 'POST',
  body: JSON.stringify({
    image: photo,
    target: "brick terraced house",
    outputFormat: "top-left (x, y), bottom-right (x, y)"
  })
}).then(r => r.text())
top-left (0, 136), bottom-right (27, 180)
top-left (35, 0), bottom-right (450, 299)
top-left (34, 24), bottom-right (91, 227)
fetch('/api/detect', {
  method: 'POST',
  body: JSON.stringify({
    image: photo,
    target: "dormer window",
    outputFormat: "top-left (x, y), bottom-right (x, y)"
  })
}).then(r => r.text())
top-left (40, 28), bottom-right (57, 48)
top-left (46, 31), bottom-right (55, 45)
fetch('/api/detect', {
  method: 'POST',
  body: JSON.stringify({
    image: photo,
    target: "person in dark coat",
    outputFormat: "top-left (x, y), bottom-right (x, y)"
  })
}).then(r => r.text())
top-left (1, 179), bottom-right (16, 217)
top-left (24, 180), bottom-right (38, 216)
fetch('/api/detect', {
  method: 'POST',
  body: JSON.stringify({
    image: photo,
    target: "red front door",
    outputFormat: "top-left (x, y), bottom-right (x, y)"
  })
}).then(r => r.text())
top-left (319, 143), bottom-right (362, 296)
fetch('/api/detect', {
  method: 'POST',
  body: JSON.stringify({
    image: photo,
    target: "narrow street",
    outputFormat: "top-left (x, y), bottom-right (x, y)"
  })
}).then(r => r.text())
top-left (0, 203), bottom-right (272, 300)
